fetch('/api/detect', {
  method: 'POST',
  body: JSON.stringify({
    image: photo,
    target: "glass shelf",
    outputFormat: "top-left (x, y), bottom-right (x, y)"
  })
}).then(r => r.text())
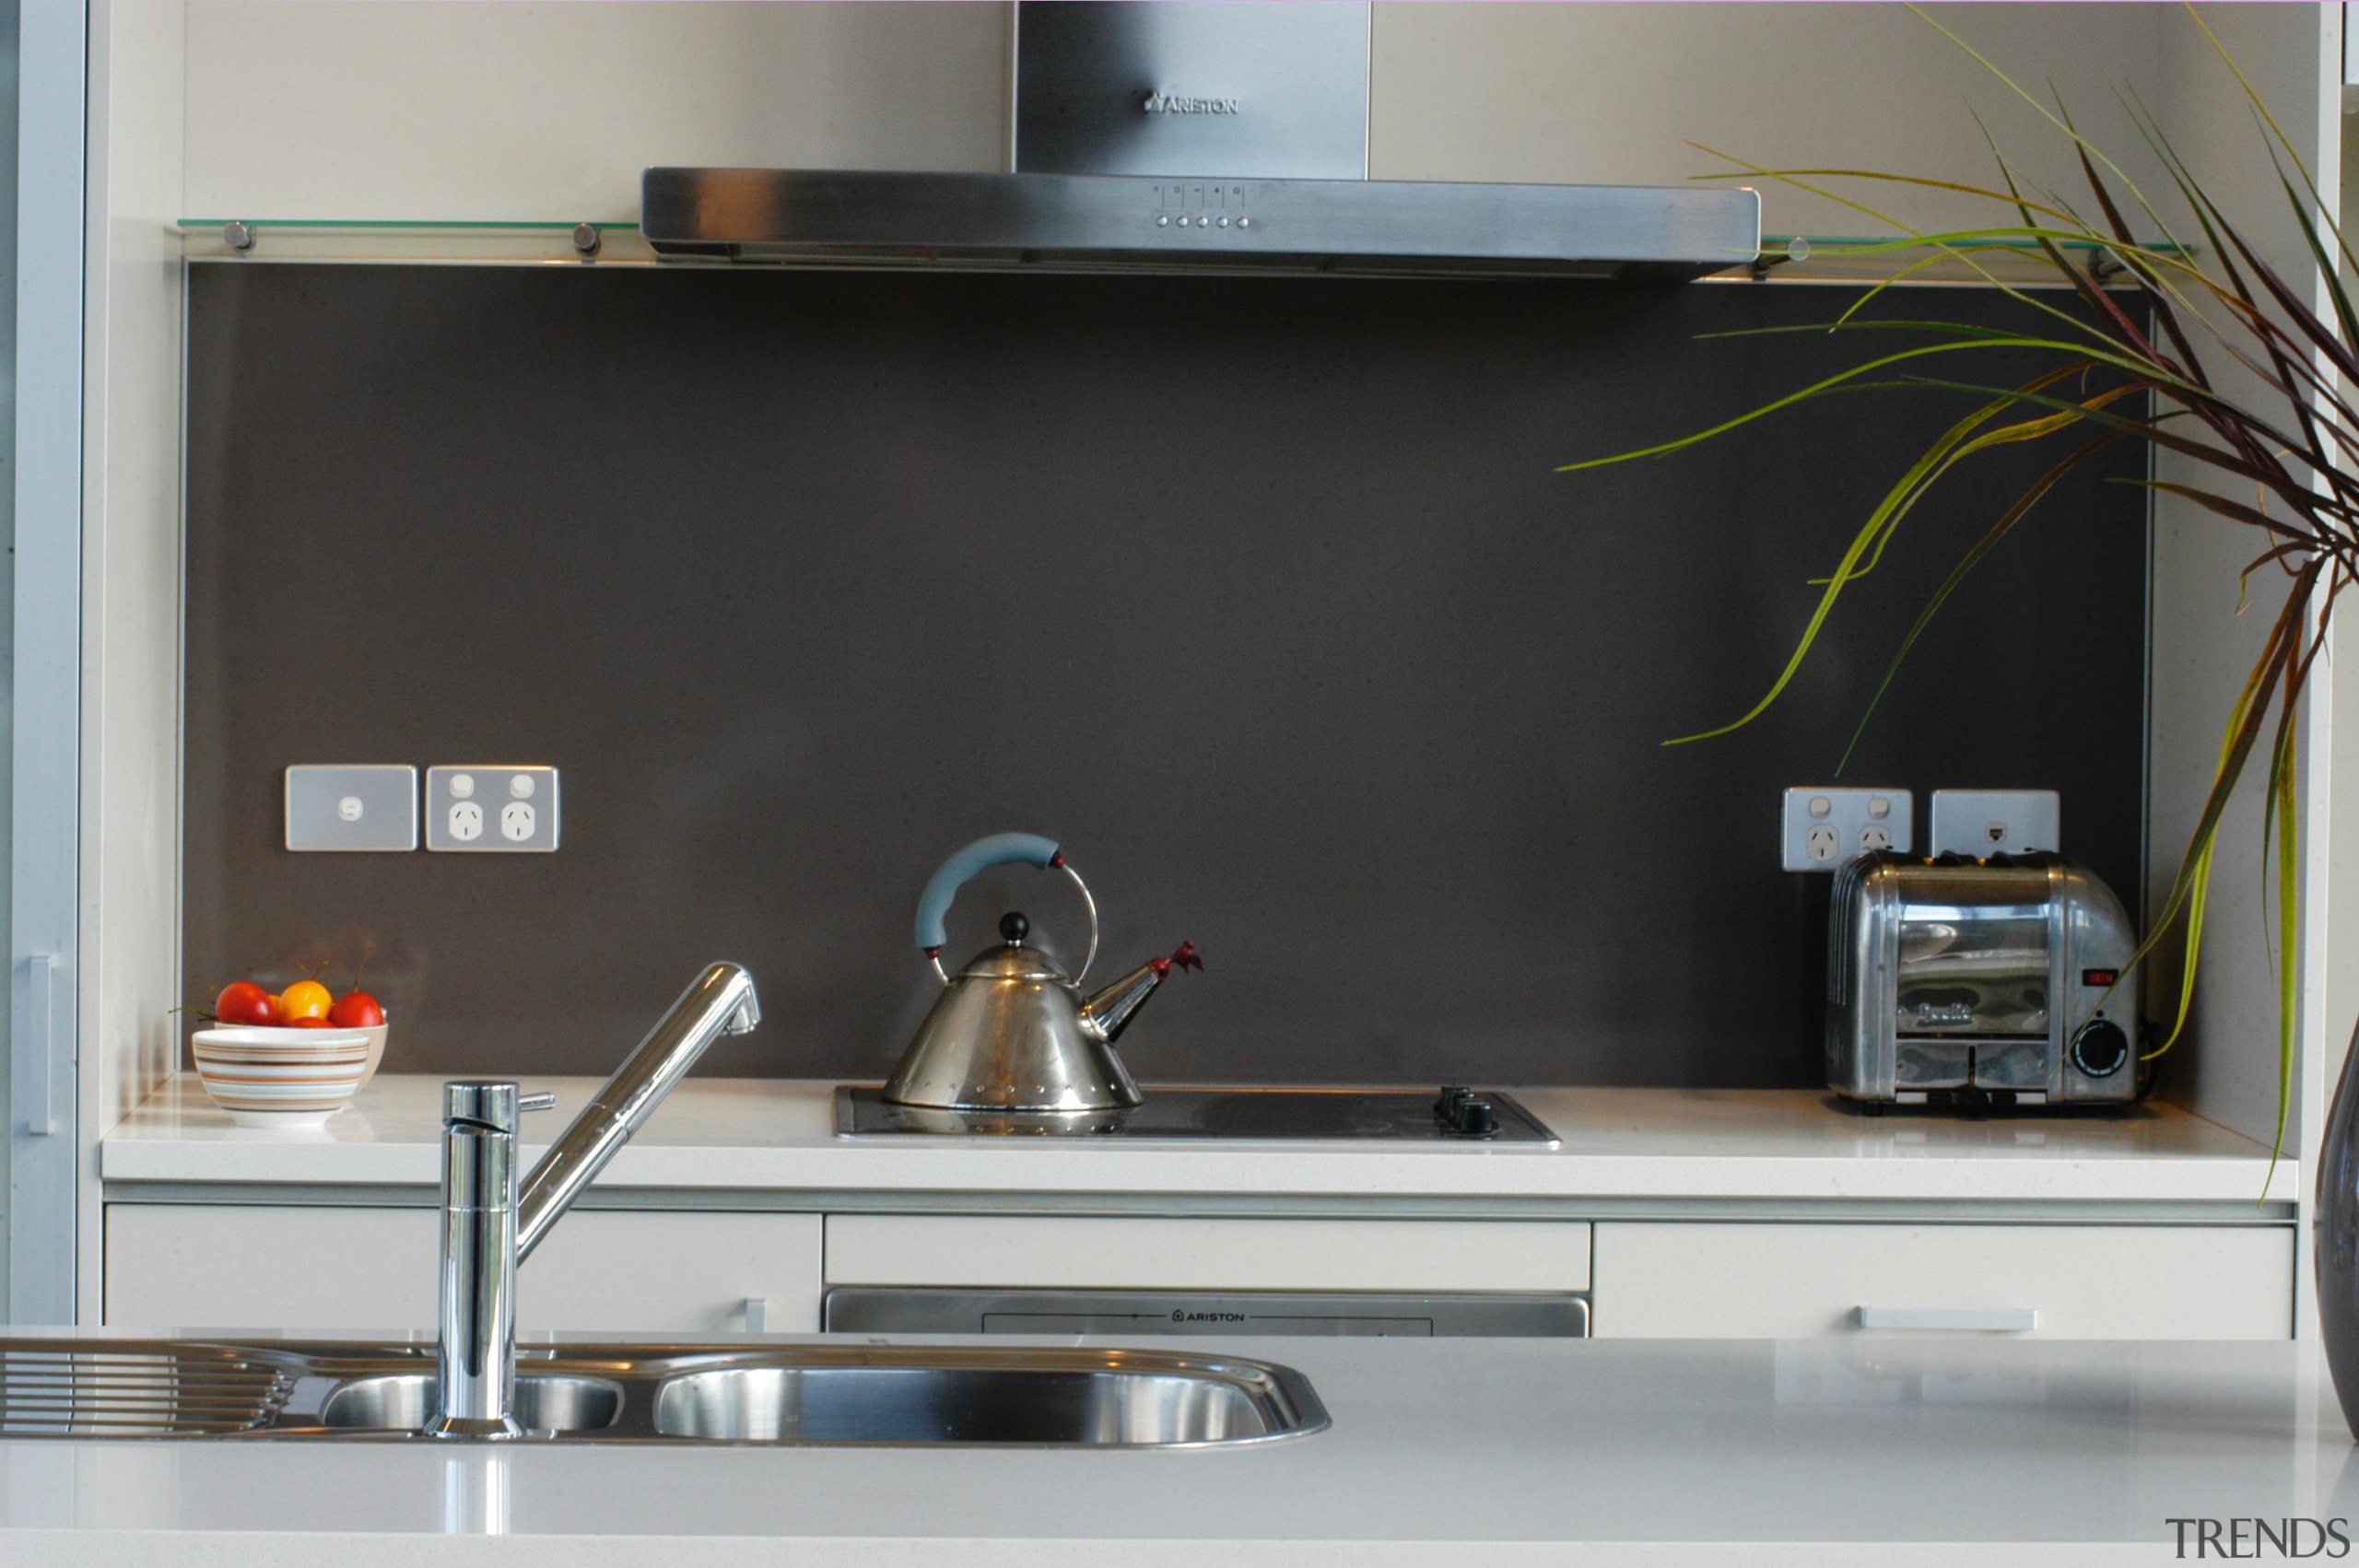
top-left (171, 217), bottom-right (2182, 283)
top-left (1751, 233), bottom-right (2192, 288)
top-left (175, 218), bottom-right (658, 264)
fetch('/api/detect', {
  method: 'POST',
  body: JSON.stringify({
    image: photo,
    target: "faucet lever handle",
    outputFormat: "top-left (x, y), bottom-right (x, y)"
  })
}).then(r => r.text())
top-left (518, 1092), bottom-right (557, 1114)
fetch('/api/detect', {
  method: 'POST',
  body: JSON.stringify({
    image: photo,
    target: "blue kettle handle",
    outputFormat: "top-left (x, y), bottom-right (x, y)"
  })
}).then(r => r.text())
top-left (913, 833), bottom-right (1063, 953)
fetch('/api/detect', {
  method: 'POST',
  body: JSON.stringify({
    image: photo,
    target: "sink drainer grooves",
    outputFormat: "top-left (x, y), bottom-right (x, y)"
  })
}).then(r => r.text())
top-left (0, 1347), bottom-right (294, 1436)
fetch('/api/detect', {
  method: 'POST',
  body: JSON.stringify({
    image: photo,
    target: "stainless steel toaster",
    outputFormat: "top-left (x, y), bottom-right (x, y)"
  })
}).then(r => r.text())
top-left (1827, 851), bottom-right (2142, 1106)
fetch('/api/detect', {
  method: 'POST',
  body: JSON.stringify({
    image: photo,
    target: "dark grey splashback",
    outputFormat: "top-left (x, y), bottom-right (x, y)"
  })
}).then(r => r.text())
top-left (183, 266), bottom-right (2145, 1087)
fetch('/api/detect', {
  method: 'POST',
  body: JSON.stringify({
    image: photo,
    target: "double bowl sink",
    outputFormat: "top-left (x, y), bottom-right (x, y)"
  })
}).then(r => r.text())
top-left (0, 1338), bottom-right (1329, 1447)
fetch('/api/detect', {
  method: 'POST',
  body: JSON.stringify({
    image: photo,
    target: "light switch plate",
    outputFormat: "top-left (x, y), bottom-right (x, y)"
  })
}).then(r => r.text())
top-left (426, 766), bottom-right (560, 852)
top-left (285, 766), bottom-right (418, 852)
top-left (1781, 786), bottom-right (1913, 872)
top-left (1930, 789), bottom-right (2060, 857)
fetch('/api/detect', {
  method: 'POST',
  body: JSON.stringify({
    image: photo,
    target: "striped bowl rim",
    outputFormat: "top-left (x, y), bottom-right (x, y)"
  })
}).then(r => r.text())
top-left (194, 1026), bottom-right (371, 1047)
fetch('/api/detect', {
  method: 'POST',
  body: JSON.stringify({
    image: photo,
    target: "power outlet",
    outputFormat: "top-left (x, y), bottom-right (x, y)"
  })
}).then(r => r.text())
top-left (426, 766), bottom-right (560, 852)
top-left (1930, 789), bottom-right (2060, 857)
top-left (1782, 787), bottom-right (1913, 872)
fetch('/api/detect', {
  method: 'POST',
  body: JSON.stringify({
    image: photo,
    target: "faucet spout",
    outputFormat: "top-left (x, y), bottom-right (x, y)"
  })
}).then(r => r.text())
top-left (516, 962), bottom-right (759, 1259)
top-left (429, 962), bottom-right (758, 1438)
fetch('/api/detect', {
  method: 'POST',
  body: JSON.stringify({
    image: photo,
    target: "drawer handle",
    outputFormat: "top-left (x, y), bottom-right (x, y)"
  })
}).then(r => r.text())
top-left (1856, 1305), bottom-right (2036, 1332)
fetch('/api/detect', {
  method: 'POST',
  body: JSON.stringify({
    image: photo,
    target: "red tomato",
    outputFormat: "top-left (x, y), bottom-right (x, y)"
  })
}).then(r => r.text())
top-left (290, 1016), bottom-right (332, 1029)
top-left (328, 990), bottom-right (385, 1029)
top-left (214, 981), bottom-right (275, 1026)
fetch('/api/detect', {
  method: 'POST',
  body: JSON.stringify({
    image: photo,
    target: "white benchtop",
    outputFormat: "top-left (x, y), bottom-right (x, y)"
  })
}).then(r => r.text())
top-left (0, 1333), bottom-right (2349, 1564)
top-left (100, 1075), bottom-right (2296, 1206)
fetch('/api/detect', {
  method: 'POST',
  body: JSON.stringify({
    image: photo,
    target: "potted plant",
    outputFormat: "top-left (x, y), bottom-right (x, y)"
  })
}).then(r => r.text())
top-left (1566, 11), bottom-right (2359, 1424)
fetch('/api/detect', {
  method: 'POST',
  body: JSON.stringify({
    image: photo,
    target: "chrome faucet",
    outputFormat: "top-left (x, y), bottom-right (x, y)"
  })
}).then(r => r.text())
top-left (427, 962), bottom-right (761, 1438)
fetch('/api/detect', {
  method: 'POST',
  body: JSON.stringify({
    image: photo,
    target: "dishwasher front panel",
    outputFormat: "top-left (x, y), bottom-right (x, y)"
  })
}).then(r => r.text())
top-left (824, 1287), bottom-right (1589, 1337)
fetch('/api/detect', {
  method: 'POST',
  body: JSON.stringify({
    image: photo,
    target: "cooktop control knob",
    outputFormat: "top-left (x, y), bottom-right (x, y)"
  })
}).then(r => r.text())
top-left (1434, 1087), bottom-right (1497, 1137)
top-left (2071, 1018), bottom-right (2130, 1079)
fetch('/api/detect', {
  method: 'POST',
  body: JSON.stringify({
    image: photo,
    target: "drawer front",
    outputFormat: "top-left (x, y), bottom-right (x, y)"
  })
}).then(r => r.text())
top-left (825, 1216), bottom-right (1591, 1293)
top-left (105, 1205), bottom-right (823, 1334)
top-left (107, 1205), bottom-right (432, 1331)
top-left (1590, 1223), bottom-right (2292, 1340)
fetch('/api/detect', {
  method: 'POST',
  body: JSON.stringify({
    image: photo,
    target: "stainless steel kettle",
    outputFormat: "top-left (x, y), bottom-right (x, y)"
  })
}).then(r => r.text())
top-left (882, 834), bottom-right (1202, 1113)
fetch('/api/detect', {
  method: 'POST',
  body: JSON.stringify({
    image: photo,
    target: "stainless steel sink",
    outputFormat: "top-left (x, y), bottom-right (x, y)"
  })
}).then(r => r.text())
top-left (0, 1339), bottom-right (1328, 1447)
top-left (652, 1361), bottom-right (1285, 1445)
top-left (322, 1373), bottom-right (625, 1434)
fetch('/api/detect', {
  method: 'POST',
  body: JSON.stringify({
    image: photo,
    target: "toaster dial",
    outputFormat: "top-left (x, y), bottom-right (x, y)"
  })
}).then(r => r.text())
top-left (2070, 1018), bottom-right (2131, 1079)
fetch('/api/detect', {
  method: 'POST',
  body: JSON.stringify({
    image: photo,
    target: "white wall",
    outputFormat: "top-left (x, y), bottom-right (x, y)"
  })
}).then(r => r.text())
top-left (79, 0), bottom-right (185, 1320)
top-left (1371, 3), bottom-right (2167, 238)
top-left (2142, 6), bottom-right (2342, 1171)
top-left (182, 1), bottom-right (1013, 223)
top-left (2335, 106), bottom-right (2359, 1114)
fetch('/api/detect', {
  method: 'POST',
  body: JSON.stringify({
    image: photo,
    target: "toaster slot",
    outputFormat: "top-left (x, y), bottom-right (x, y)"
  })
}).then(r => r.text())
top-left (1892, 1041), bottom-right (1971, 1090)
top-left (1970, 1039), bottom-right (2053, 1091)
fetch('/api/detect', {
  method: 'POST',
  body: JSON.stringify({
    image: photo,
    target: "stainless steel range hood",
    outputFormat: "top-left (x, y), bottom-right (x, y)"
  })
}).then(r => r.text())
top-left (640, 4), bottom-right (1759, 281)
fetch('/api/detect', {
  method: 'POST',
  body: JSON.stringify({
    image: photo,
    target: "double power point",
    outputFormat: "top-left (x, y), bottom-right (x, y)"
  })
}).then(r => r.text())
top-left (1781, 787), bottom-right (1913, 872)
top-left (426, 766), bottom-right (560, 852)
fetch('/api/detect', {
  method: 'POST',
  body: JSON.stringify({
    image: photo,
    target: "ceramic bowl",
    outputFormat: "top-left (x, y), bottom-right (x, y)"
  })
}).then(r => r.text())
top-left (191, 1026), bottom-right (374, 1129)
top-left (351, 1022), bottom-right (390, 1087)
top-left (204, 1019), bottom-right (388, 1082)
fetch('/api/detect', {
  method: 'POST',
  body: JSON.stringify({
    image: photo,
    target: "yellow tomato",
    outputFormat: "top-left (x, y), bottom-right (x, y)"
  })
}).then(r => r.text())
top-left (276, 979), bottom-right (333, 1024)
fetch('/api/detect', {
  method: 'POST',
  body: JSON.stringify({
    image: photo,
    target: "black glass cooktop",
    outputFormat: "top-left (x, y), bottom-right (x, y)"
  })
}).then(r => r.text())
top-left (834, 1086), bottom-right (1557, 1144)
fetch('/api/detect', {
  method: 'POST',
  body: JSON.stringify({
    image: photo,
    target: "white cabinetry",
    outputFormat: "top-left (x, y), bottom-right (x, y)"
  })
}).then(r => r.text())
top-left (106, 1206), bottom-right (2298, 1340)
top-left (1592, 1223), bottom-right (2293, 1340)
top-left (103, 1206), bottom-right (823, 1334)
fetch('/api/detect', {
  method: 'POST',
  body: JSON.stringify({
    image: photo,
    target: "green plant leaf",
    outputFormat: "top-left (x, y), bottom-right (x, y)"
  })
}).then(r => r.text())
top-left (1837, 427), bottom-right (2126, 768)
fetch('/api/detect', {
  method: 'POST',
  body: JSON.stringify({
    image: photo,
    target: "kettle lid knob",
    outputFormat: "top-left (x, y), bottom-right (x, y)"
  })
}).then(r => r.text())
top-left (998, 911), bottom-right (1029, 945)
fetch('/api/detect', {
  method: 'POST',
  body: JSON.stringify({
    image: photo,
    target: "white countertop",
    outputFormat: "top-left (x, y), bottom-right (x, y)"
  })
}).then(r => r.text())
top-left (1, 1332), bottom-right (2353, 1564)
top-left (100, 1074), bottom-right (2296, 1207)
